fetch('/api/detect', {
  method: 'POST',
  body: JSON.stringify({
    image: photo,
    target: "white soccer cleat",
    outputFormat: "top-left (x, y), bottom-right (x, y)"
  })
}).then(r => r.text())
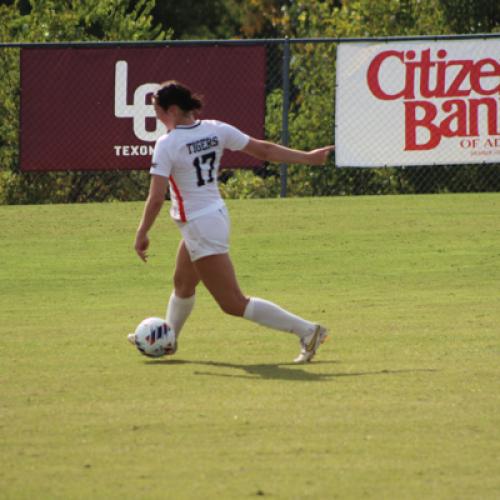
top-left (294, 325), bottom-right (329, 363)
top-left (127, 333), bottom-right (136, 345)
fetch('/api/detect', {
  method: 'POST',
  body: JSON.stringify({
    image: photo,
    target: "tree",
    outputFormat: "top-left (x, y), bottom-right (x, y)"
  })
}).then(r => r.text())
top-left (135, 0), bottom-right (239, 39)
top-left (439, 0), bottom-right (500, 34)
top-left (0, 0), bottom-right (169, 204)
top-left (132, 0), bottom-right (295, 40)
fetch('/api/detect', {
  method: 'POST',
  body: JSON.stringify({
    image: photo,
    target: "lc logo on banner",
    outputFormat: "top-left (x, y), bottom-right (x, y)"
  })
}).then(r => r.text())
top-left (335, 38), bottom-right (500, 167)
top-left (114, 60), bottom-right (164, 144)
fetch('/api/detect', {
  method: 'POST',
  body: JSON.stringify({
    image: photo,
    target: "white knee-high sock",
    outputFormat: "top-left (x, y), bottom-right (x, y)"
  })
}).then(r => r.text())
top-left (166, 292), bottom-right (195, 338)
top-left (243, 297), bottom-right (316, 338)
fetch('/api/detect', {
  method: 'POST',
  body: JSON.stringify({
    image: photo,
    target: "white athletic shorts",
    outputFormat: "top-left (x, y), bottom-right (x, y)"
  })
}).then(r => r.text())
top-left (176, 206), bottom-right (230, 261)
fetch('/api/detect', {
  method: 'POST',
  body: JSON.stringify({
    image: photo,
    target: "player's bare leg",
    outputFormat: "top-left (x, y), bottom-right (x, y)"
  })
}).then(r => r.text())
top-left (194, 252), bottom-right (327, 362)
top-left (193, 253), bottom-right (248, 316)
top-left (128, 241), bottom-right (198, 351)
top-left (172, 240), bottom-right (200, 298)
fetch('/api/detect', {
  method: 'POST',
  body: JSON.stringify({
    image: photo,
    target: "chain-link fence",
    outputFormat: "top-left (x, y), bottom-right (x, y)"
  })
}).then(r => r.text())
top-left (1, 36), bottom-right (499, 204)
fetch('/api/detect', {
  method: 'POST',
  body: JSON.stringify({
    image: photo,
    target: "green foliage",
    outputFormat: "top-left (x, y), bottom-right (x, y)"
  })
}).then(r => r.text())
top-left (3, 0), bottom-right (167, 41)
top-left (140, 0), bottom-right (241, 39)
top-left (0, 63), bottom-right (18, 203)
top-left (0, 0), bottom-right (169, 205)
top-left (439, 0), bottom-right (500, 34)
top-left (219, 169), bottom-right (280, 199)
top-left (0, 169), bottom-right (151, 204)
top-left (277, 0), bottom-right (446, 197)
top-left (141, 0), bottom-right (294, 39)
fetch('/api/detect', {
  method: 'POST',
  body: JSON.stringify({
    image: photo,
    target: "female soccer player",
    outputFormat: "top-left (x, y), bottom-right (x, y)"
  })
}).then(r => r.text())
top-left (129, 81), bottom-right (333, 363)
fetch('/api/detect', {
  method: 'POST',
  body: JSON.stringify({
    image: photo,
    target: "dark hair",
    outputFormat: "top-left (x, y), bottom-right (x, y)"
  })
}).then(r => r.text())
top-left (154, 81), bottom-right (203, 112)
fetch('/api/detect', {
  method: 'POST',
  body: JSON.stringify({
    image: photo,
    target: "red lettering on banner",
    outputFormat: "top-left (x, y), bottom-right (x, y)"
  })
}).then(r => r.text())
top-left (469, 98), bottom-right (499, 136)
top-left (444, 60), bottom-right (473, 97)
top-left (484, 137), bottom-right (500, 147)
top-left (367, 50), bottom-right (407, 100)
top-left (404, 101), bottom-right (440, 150)
top-left (470, 58), bottom-right (500, 95)
top-left (367, 48), bottom-right (500, 100)
top-left (404, 98), bottom-right (499, 150)
top-left (440, 99), bottom-right (468, 137)
top-left (367, 47), bottom-right (500, 151)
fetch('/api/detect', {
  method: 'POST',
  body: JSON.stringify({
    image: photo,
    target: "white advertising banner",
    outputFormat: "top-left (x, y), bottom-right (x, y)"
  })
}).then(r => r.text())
top-left (335, 38), bottom-right (500, 167)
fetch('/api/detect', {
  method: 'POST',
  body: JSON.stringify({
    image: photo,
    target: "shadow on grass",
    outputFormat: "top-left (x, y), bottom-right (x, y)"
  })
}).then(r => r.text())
top-left (145, 359), bottom-right (438, 382)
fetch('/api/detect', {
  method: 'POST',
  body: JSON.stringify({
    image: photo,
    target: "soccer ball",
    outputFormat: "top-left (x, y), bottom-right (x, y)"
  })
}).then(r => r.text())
top-left (132, 317), bottom-right (176, 358)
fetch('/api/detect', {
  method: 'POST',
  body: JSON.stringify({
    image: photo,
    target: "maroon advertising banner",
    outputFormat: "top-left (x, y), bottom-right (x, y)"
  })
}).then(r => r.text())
top-left (20, 46), bottom-right (266, 171)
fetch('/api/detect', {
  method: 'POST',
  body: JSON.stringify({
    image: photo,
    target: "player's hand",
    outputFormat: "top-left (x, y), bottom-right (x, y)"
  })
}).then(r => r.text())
top-left (135, 231), bottom-right (150, 262)
top-left (307, 145), bottom-right (335, 165)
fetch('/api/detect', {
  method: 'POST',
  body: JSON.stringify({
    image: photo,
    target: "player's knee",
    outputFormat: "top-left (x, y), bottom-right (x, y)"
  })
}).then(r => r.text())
top-left (218, 296), bottom-right (248, 317)
top-left (173, 273), bottom-right (197, 298)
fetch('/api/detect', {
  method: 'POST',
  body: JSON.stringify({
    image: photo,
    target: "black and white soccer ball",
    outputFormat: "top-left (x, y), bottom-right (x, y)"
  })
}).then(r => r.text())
top-left (132, 317), bottom-right (176, 358)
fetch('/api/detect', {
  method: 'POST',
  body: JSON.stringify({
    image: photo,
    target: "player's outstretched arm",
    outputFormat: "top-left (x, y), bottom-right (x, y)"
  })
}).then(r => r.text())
top-left (135, 175), bottom-right (169, 262)
top-left (242, 138), bottom-right (334, 166)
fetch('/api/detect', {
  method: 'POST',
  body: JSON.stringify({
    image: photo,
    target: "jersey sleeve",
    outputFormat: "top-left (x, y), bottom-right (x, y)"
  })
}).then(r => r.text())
top-left (149, 137), bottom-right (173, 178)
top-left (218, 122), bottom-right (250, 151)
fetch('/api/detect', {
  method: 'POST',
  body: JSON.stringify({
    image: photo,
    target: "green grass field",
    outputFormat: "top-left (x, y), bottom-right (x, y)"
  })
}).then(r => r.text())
top-left (1, 194), bottom-right (499, 499)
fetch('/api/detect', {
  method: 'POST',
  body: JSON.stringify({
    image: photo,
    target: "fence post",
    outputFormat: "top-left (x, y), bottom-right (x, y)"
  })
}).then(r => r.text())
top-left (280, 37), bottom-right (291, 198)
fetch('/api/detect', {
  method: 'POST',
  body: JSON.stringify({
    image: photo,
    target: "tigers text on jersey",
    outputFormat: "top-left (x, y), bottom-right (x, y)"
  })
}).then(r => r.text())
top-left (150, 120), bottom-right (250, 221)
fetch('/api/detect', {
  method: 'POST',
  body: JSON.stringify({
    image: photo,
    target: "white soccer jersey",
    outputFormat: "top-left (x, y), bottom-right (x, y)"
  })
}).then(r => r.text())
top-left (150, 120), bottom-right (250, 221)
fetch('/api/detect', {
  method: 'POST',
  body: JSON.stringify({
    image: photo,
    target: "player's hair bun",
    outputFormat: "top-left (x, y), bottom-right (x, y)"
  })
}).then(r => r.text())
top-left (154, 81), bottom-right (203, 112)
